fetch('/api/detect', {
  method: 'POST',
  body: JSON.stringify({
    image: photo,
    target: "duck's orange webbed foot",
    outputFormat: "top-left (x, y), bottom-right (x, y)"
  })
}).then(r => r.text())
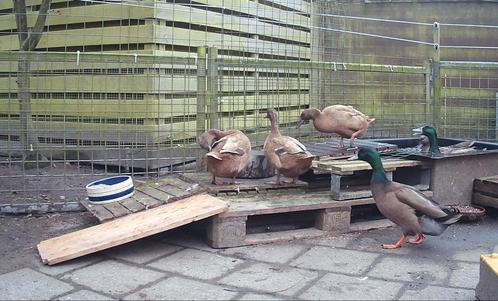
top-left (408, 234), bottom-right (425, 245)
top-left (382, 235), bottom-right (407, 249)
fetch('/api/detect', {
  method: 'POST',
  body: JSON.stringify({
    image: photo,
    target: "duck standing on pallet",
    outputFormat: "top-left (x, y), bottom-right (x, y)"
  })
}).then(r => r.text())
top-left (351, 147), bottom-right (461, 249)
top-left (298, 105), bottom-right (375, 148)
top-left (198, 129), bottom-right (252, 185)
top-left (413, 125), bottom-right (477, 156)
top-left (264, 109), bottom-right (315, 185)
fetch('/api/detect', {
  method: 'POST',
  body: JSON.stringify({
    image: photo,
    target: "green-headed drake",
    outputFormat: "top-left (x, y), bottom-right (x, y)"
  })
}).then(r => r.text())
top-left (412, 126), bottom-right (476, 156)
top-left (353, 147), bottom-right (461, 249)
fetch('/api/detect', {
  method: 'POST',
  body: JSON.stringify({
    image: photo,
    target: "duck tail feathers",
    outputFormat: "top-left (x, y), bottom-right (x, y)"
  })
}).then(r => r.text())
top-left (206, 152), bottom-right (223, 160)
top-left (438, 208), bottom-right (462, 225)
top-left (419, 208), bottom-right (461, 236)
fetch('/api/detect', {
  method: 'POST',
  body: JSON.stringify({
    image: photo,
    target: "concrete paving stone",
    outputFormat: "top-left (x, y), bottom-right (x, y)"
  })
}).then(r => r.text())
top-left (290, 246), bottom-right (379, 275)
top-left (147, 248), bottom-right (243, 280)
top-left (238, 292), bottom-right (288, 300)
top-left (0, 268), bottom-right (73, 300)
top-left (36, 254), bottom-right (103, 276)
top-left (104, 239), bottom-right (183, 264)
top-left (451, 247), bottom-right (491, 263)
top-left (123, 276), bottom-right (238, 300)
top-left (448, 262), bottom-right (480, 289)
top-left (218, 242), bottom-right (307, 264)
top-left (218, 262), bottom-right (318, 296)
top-left (299, 272), bottom-right (403, 300)
top-left (367, 256), bottom-right (449, 285)
top-left (159, 232), bottom-right (216, 253)
top-left (399, 284), bottom-right (475, 300)
top-left (301, 233), bottom-right (359, 249)
top-left (62, 260), bottom-right (164, 296)
top-left (56, 289), bottom-right (115, 300)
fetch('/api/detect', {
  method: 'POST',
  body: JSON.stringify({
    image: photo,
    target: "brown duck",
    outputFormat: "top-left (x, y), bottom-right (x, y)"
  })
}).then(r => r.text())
top-left (198, 129), bottom-right (251, 185)
top-left (264, 109), bottom-right (314, 185)
top-left (353, 147), bottom-right (461, 249)
top-left (299, 105), bottom-right (375, 148)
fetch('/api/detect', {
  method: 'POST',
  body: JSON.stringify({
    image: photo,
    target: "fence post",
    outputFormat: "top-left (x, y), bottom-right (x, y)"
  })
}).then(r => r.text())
top-left (496, 92), bottom-right (498, 141)
top-left (424, 60), bottom-right (432, 124)
top-left (207, 47), bottom-right (219, 129)
top-left (196, 46), bottom-right (207, 171)
top-left (432, 22), bottom-right (441, 130)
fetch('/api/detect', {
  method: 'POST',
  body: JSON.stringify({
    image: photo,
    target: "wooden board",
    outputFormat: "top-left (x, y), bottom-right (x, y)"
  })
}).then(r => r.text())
top-left (473, 192), bottom-right (498, 209)
top-left (219, 190), bottom-right (434, 218)
top-left (179, 172), bottom-right (308, 195)
top-left (38, 194), bottom-right (228, 265)
top-left (474, 175), bottom-right (498, 198)
top-left (80, 174), bottom-right (207, 223)
top-left (313, 158), bottom-right (422, 175)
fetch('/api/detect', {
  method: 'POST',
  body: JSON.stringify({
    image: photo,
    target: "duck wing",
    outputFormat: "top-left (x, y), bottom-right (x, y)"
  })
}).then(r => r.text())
top-left (391, 182), bottom-right (447, 219)
top-left (271, 136), bottom-right (309, 155)
top-left (213, 135), bottom-right (247, 156)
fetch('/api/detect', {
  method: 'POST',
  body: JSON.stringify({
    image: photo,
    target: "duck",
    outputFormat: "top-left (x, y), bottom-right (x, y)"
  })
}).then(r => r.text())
top-left (352, 147), bottom-right (461, 249)
top-left (412, 126), bottom-right (477, 157)
top-left (298, 105), bottom-right (375, 148)
top-left (264, 109), bottom-right (315, 185)
top-left (198, 129), bottom-right (252, 185)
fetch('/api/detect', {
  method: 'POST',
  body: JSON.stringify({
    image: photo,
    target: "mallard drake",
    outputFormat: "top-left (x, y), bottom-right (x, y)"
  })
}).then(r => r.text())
top-left (352, 147), bottom-right (461, 249)
top-left (412, 126), bottom-right (476, 156)
top-left (264, 109), bottom-right (315, 185)
top-left (198, 129), bottom-right (251, 185)
top-left (298, 105), bottom-right (375, 148)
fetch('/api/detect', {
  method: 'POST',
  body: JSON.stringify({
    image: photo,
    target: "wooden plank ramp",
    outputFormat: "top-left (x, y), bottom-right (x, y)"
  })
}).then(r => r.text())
top-left (38, 194), bottom-right (228, 265)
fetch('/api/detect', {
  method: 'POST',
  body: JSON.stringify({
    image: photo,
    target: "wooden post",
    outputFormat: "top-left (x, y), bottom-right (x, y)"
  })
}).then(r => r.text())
top-left (207, 47), bottom-right (219, 129)
top-left (196, 46), bottom-right (207, 171)
top-left (432, 22), bottom-right (441, 129)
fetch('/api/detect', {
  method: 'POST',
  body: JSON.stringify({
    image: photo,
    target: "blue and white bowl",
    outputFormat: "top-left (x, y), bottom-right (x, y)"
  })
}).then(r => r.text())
top-left (86, 175), bottom-right (135, 205)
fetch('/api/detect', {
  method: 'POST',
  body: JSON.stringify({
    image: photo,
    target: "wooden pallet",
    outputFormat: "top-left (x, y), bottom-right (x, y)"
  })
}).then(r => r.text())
top-left (312, 158), bottom-right (430, 200)
top-left (207, 190), bottom-right (433, 248)
top-left (39, 194), bottom-right (228, 265)
top-left (303, 138), bottom-right (398, 160)
top-left (80, 174), bottom-right (207, 222)
top-left (473, 175), bottom-right (498, 209)
top-left (178, 172), bottom-right (308, 196)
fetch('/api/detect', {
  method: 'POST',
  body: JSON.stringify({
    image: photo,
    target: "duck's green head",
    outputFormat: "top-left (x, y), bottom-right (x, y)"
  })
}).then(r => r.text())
top-left (356, 147), bottom-right (382, 166)
top-left (412, 125), bottom-right (441, 156)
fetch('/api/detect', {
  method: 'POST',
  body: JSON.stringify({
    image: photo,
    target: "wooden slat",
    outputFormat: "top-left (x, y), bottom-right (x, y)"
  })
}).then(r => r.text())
top-left (473, 192), bottom-right (498, 209)
top-left (79, 199), bottom-right (114, 221)
top-left (313, 159), bottom-right (422, 175)
top-left (119, 198), bottom-right (146, 213)
top-left (474, 175), bottom-right (498, 198)
top-left (131, 191), bottom-right (163, 209)
top-left (136, 186), bottom-right (174, 202)
top-left (38, 194), bottom-right (228, 265)
top-left (102, 202), bottom-right (132, 219)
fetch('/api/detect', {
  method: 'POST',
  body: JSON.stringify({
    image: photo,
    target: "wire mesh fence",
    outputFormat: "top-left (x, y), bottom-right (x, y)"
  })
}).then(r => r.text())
top-left (0, 0), bottom-right (497, 210)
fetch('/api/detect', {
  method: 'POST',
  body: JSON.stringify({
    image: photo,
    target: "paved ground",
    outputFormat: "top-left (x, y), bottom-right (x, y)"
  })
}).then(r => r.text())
top-left (0, 209), bottom-right (497, 301)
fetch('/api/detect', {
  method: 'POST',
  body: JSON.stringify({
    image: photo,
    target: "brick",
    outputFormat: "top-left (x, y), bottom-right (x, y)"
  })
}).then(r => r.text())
top-left (448, 262), bottom-right (480, 289)
top-left (105, 239), bottom-right (182, 264)
top-left (399, 285), bottom-right (474, 300)
top-left (218, 243), bottom-right (307, 264)
top-left (207, 216), bottom-right (247, 248)
top-left (56, 290), bottom-right (114, 300)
